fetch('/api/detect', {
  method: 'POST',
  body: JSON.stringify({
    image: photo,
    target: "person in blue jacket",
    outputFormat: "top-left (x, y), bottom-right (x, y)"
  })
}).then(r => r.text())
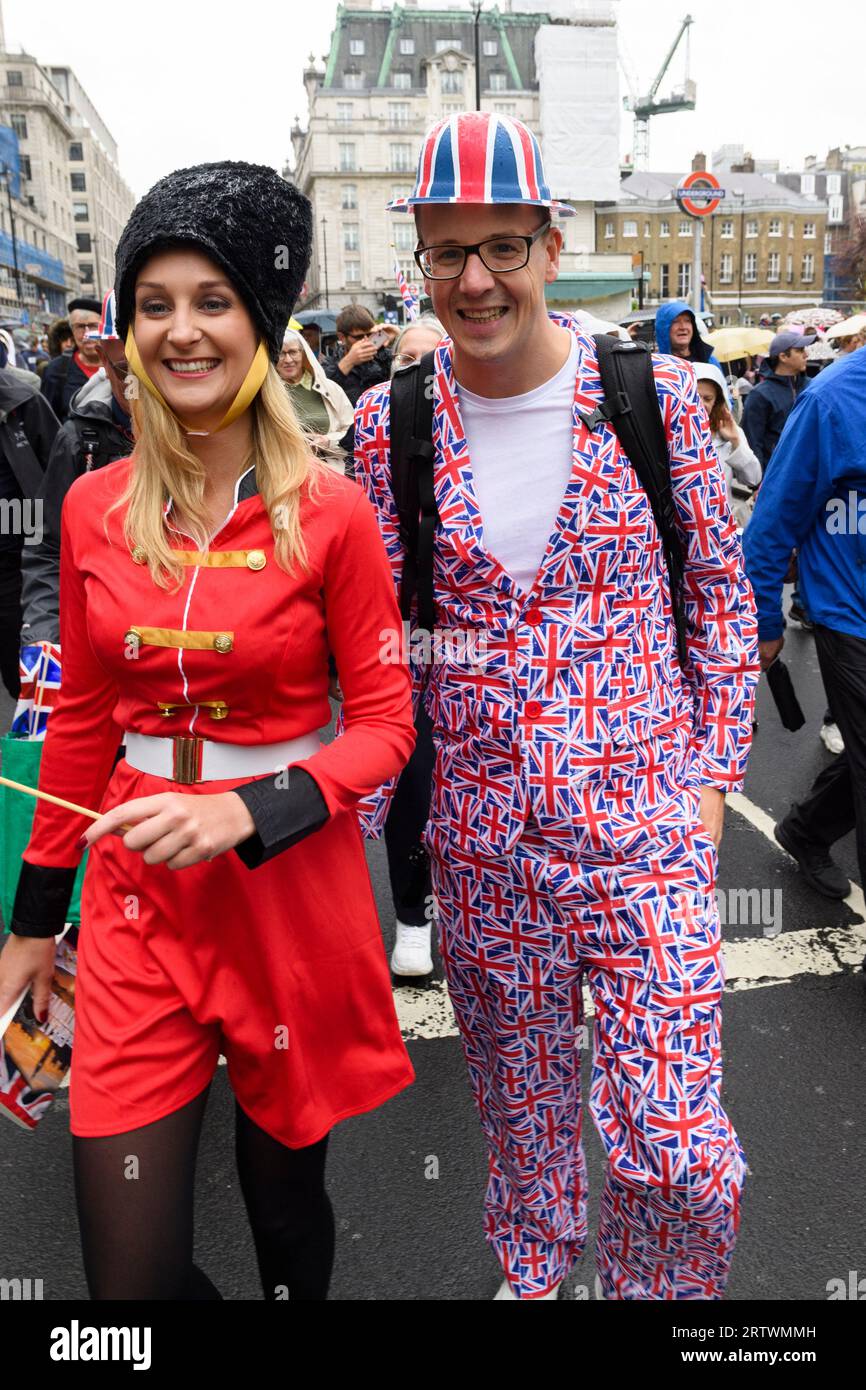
top-left (743, 346), bottom-right (866, 912)
top-left (655, 299), bottom-right (723, 370)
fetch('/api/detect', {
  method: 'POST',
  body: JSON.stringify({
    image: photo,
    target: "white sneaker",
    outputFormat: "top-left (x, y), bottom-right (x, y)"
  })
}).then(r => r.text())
top-left (820, 722), bottom-right (845, 755)
top-left (494, 1278), bottom-right (560, 1300)
top-left (390, 921), bottom-right (433, 977)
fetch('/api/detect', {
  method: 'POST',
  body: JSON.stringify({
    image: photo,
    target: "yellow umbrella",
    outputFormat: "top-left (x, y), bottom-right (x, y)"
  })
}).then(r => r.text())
top-left (825, 314), bottom-right (866, 341)
top-left (706, 326), bottom-right (774, 361)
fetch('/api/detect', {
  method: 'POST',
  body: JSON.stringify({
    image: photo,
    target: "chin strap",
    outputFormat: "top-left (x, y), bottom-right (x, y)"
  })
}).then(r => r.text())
top-left (124, 330), bottom-right (270, 436)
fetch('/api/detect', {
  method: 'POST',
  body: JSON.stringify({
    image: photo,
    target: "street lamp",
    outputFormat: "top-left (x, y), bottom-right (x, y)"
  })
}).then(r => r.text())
top-left (733, 188), bottom-right (746, 325)
top-left (473, 3), bottom-right (483, 111)
top-left (320, 214), bottom-right (330, 310)
top-left (0, 163), bottom-right (24, 308)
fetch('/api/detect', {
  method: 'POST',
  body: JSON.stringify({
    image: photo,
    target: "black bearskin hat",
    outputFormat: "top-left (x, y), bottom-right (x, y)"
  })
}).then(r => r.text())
top-left (114, 161), bottom-right (312, 363)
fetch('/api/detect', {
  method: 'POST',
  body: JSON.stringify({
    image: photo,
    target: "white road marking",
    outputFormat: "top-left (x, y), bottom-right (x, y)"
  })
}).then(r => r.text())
top-left (393, 793), bottom-right (865, 1041)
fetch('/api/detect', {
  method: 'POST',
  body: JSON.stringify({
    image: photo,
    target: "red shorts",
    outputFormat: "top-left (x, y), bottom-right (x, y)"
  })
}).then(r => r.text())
top-left (69, 760), bottom-right (413, 1146)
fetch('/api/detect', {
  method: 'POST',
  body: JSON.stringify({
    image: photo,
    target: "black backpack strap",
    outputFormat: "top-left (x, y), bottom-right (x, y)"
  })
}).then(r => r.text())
top-left (388, 349), bottom-right (438, 633)
top-left (590, 334), bottom-right (689, 669)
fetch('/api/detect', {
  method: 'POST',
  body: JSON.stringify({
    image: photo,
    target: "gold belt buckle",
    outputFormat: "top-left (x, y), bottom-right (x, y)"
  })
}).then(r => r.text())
top-left (172, 736), bottom-right (204, 784)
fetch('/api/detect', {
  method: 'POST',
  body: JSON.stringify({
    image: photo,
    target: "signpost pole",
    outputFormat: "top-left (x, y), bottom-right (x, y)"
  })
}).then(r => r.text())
top-left (692, 217), bottom-right (702, 313)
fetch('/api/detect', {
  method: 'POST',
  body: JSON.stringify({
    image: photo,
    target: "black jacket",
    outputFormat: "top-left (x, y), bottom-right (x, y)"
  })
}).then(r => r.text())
top-left (324, 345), bottom-right (392, 407)
top-left (741, 369), bottom-right (807, 469)
top-left (21, 373), bottom-right (133, 644)
top-left (40, 350), bottom-right (92, 424)
top-left (0, 369), bottom-right (61, 554)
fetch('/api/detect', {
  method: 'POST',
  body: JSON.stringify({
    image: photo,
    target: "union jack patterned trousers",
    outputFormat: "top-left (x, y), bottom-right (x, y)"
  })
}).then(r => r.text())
top-left (431, 825), bottom-right (745, 1299)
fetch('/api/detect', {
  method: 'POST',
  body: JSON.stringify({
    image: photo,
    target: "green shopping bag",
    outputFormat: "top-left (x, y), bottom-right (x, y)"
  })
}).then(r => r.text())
top-left (0, 734), bottom-right (88, 931)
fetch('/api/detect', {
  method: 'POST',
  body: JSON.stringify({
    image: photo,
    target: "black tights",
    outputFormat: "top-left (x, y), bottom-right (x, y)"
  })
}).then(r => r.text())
top-left (72, 1085), bottom-right (335, 1300)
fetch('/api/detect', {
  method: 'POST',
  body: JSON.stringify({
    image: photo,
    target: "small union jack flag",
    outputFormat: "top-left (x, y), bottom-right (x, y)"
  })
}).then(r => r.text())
top-left (393, 256), bottom-right (420, 322)
top-left (12, 642), bottom-right (63, 740)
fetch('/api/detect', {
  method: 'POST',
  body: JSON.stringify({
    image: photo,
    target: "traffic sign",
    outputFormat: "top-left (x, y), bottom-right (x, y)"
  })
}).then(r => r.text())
top-left (676, 169), bottom-right (724, 217)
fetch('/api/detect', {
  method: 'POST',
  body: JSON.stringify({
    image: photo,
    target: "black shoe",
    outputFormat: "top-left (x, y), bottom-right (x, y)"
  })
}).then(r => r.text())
top-left (774, 818), bottom-right (850, 899)
top-left (787, 600), bottom-right (814, 630)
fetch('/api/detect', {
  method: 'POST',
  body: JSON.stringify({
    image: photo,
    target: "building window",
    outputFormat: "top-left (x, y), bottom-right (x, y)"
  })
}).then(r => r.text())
top-left (79, 263), bottom-right (94, 283)
top-left (659, 263), bottom-right (669, 298)
top-left (826, 172), bottom-right (841, 195)
top-left (10, 114), bottom-right (27, 139)
top-left (744, 252), bottom-right (757, 282)
top-left (768, 251), bottom-right (780, 282)
top-left (659, 219), bottom-right (670, 237)
top-left (441, 70), bottom-right (463, 94)
top-left (800, 172), bottom-right (815, 196)
top-left (719, 253), bottom-right (733, 283)
top-left (341, 184), bottom-right (357, 209)
top-left (828, 194), bottom-right (844, 224)
top-left (392, 70), bottom-right (412, 90)
top-left (622, 219), bottom-right (637, 237)
top-left (339, 143), bottom-right (357, 172)
top-left (743, 313), bottom-right (754, 326)
top-left (6, 71), bottom-right (23, 87)
top-left (678, 219), bottom-right (693, 237)
top-left (644, 221), bottom-right (651, 237)
top-left (604, 220), bottom-right (614, 239)
top-left (745, 219), bottom-right (758, 237)
top-left (73, 200), bottom-right (88, 221)
top-left (493, 102), bottom-right (516, 114)
top-left (435, 38), bottom-right (462, 52)
top-left (345, 261), bottom-right (361, 284)
top-left (390, 143), bottom-right (412, 172)
top-left (483, 39), bottom-right (498, 56)
top-left (76, 232), bottom-right (92, 253)
top-left (442, 102), bottom-right (461, 116)
top-left (391, 185), bottom-right (410, 202)
top-left (788, 220), bottom-right (794, 238)
top-left (677, 263), bottom-right (692, 297)
top-left (489, 71), bottom-right (507, 92)
top-left (824, 231), bottom-right (832, 255)
top-left (69, 142), bottom-right (84, 160)
top-left (343, 71), bottom-right (364, 90)
top-left (343, 224), bottom-right (359, 252)
top-left (802, 252), bottom-right (814, 282)
top-left (768, 218), bottom-right (781, 236)
top-left (388, 101), bottom-right (410, 127)
top-left (336, 102), bottom-right (353, 124)
top-left (19, 154), bottom-right (32, 180)
top-left (349, 38), bottom-right (365, 56)
top-left (393, 221), bottom-right (414, 252)
top-left (719, 313), bottom-right (733, 326)
top-left (720, 219), bottom-right (733, 238)
top-left (399, 38), bottom-right (415, 55)
top-left (803, 220), bottom-right (815, 238)
top-left (786, 253), bottom-right (793, 283)
top-left (70, 171), bottom-right (86, 191)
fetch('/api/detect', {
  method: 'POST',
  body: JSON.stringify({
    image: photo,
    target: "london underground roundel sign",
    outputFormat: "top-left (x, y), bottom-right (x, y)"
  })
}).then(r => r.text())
top-left (675, 170), bottom-right (724, 217)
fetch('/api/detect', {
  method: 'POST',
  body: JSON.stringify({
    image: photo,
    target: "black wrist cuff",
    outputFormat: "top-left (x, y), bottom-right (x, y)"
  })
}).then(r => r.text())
top-left (10, 862), bottom-right (77, 937)
top-left (233, 766), bottom-right (330, 869)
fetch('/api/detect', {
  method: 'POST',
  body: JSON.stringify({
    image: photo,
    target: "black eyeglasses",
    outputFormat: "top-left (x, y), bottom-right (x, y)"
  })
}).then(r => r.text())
top-left (414, 223), bottom-right (550, 280)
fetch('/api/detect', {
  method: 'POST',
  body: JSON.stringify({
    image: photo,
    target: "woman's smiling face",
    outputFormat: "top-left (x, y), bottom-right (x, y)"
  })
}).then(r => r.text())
top-left (132, 246), bottom-right (258, 427)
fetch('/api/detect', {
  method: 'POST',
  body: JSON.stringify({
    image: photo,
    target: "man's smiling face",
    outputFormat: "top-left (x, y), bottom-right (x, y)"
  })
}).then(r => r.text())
top-left (415, 202), bottom-right (561, 376)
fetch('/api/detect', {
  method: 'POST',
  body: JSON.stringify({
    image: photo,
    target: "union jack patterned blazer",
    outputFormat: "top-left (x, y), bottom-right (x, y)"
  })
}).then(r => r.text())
top-left (353, 317), bottom-right (760, 859)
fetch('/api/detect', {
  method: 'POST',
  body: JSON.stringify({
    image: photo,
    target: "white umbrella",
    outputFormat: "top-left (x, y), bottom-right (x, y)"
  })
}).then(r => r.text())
top-left (825, 314), bottom-right (866, 341)
top-left (782, 306), bottom-right (844, 330)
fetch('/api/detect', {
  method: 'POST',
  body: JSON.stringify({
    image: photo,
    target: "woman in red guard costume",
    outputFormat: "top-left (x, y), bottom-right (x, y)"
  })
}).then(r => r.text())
top-left (0, 163), bottom-right (415, 1300)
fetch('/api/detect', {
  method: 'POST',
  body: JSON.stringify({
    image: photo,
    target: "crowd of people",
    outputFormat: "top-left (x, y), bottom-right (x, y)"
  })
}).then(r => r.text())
top-left (0, 109), bottom-right (862, 1303)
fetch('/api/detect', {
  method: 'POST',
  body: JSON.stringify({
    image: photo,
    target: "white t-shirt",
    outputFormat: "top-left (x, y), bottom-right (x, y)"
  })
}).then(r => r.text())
top-left (457, 335), bottom-right (578, 593)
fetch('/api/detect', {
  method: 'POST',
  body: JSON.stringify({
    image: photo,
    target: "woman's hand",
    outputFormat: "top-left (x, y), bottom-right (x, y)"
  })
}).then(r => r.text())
top-left (81, 791), bottom-right (257, 869)
top-left (0, 935), bottom-right (56, 1024)
top-left (717, 405), bottom-right (740, 444)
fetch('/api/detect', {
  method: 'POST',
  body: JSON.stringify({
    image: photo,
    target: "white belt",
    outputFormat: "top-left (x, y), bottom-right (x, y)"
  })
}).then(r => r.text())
top-left (124, 730), bottom-right (321, 784)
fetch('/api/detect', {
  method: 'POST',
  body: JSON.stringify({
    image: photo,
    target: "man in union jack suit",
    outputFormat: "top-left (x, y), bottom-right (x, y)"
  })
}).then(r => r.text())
top-left (354, 111), bottom-right (760, 1300)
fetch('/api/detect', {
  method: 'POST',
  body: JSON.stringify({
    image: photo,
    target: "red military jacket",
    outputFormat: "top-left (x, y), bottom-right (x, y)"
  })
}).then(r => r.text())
top-left (18, 457), bottom-right (415, 881)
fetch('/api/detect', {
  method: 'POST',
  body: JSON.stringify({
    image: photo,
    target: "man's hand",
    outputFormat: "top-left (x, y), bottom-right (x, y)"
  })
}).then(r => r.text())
top-left (759, 636), bottom-right (784, 671)
top-left (82, 791), bottom-right (257, 870)
top-left (699, 786), bottom-right (726, 849)
top-left (338, 336), bottom-right (379, 374)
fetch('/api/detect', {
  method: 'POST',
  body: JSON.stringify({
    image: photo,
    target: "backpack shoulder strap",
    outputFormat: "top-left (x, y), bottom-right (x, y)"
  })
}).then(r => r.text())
top-left (591, 334), bottom-right (688, 668)
top-left (388, 349), bottom-right (437, 632)
top-left (78, 422), bottom-right (103, 472)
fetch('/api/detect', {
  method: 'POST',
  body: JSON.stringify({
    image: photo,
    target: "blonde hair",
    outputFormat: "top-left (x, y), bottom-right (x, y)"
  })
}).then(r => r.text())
top-left (108, 363), bottom-right (322, 588)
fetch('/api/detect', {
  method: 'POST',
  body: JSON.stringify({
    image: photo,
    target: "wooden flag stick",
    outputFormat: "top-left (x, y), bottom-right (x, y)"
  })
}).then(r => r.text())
top-left (0, 774), bottom-right (102, 822)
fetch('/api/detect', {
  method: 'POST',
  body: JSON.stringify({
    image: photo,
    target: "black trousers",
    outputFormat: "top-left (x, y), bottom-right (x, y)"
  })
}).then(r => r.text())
top-left (0, 552), bottom-right (22, 700)
top-left (786, 624), bottom-right (866, 890)
top-left (383, 702), bottom-right (435, 926)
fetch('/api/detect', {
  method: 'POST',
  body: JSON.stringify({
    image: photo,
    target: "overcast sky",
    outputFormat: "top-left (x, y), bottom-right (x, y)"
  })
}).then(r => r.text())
top-left (2, 0), bottom-right (861, 198)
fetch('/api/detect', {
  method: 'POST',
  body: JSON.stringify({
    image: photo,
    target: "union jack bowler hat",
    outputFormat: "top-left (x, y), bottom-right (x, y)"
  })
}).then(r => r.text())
top-left (85, 289), bottom-right (120, 341)
top-left (387, 111), bottom-right (575, 216)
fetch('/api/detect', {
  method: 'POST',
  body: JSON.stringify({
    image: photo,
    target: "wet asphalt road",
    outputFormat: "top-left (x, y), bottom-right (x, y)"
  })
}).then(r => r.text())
top-left (0, 612), bottom-right (863, 1303)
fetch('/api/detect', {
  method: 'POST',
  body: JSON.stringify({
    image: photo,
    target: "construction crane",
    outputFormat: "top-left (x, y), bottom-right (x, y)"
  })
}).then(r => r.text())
top-left (622, 15), bottom-right (696, 171)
